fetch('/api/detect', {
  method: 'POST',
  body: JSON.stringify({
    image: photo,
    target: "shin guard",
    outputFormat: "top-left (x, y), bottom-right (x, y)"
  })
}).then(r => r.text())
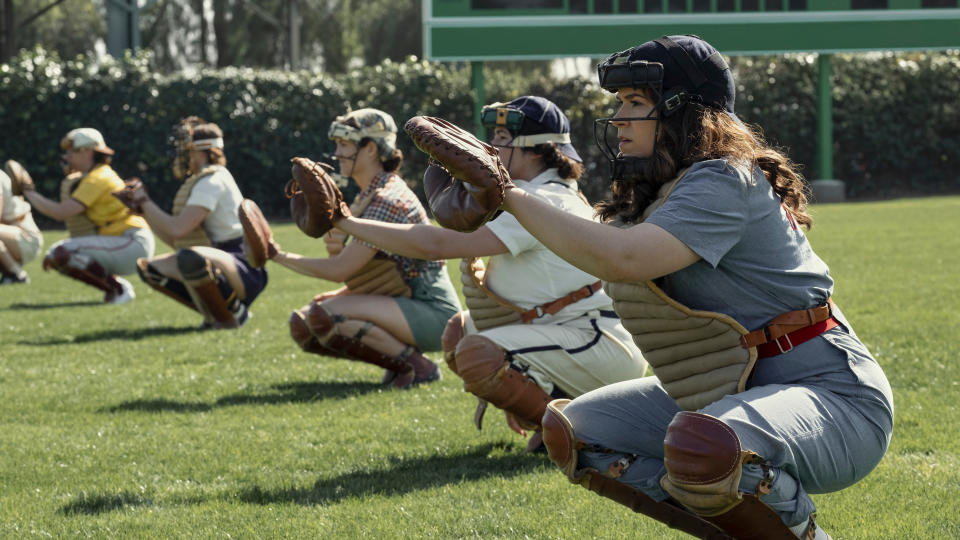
top-left (289, 308), bottom-right (347, 358)
top-left (661, 411), bottom-right (799, 539)
top-left (177, 249), bottom-right (238, 329)
top-left (44, 246), bottom-right (121, 298)
top-left (137, 258), bottom-right (197, 311)
top-left (542, 400), bottom-right (731, 539)
top-left (305, 303), bottom-right (411, 374)
top-left (441, 311), bottom-right (466, 375)
top-left (454, 334), bottom-right (551, 430)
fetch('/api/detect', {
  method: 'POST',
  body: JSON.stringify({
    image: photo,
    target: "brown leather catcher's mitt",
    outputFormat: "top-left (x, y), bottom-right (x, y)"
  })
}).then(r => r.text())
top-left (239, 198), bottom-right (277, 268)
top-left (3, 159), bottom-right (35, 196)
top-left (404, 116), bottom-right (509, 232)
top-left (287, 157), bottom-right (351, 238)
top-left (111, 177), bottom-right (147, 213)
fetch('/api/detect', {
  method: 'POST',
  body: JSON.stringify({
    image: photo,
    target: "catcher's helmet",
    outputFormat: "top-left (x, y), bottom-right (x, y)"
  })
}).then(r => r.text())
top-left (594, 35), bottom-right (735, 183)
top-left (328, 108), bottom-right (398, 159)
top-left (480, 96), bottom-right (581, 163)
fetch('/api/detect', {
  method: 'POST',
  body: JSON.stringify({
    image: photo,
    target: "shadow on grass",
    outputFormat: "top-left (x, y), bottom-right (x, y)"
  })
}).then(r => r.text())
top-left (101, 381), bottom-right (383, 414)
top-left (60, 491), bottom-right (152, 515)
top-left (236, 442), bottom-right (546, 506)
top-left (6, 300), bottom-right (102, 310)
top-left (18, 325), bottom-right (206, 345)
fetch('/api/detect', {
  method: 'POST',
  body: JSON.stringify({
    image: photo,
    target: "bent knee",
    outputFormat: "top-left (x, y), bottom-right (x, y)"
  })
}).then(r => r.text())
top-left (289, 309), bottom-right (315, 350)
top-left (454, 334), bottom-right (507, 384)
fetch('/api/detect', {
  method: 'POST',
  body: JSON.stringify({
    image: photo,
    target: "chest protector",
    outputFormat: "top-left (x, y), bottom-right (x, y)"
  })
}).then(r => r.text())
top-left (460, 257), bottom-right (524, 330)
top-left (60, 172), bottom-right (98, 238)
top-left (171, 166), bottom-right (219, 249)
top-left (605, 170), bottom-right (757, 411)
top-left (327, 185), bottom-right (411, 298)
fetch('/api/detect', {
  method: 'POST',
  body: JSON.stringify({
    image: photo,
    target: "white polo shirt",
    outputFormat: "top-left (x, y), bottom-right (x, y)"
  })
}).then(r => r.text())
top-left (483, 168), bottom-right (612, 324)
top-left (184, 166), bottom-right (244, 243)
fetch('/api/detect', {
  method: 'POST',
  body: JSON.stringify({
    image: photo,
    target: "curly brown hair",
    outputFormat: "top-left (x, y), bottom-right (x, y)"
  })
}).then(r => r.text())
top-left (192, 123), bottom-right (227, 167)
top-left (597, 93), bottom-right (812, 230)
top-left (527, 142), bottom-right (584, 181)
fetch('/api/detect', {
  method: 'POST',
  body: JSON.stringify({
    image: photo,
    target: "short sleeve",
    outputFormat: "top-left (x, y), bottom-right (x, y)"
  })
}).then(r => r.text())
top-left (184, 172), bottom-right (224, 211)
top-left (484, 211), bottom-right (539, 256)
top-left (70, 175), bottom-right (110, 208)
top-left (645, 160), bottom-right (750, 267)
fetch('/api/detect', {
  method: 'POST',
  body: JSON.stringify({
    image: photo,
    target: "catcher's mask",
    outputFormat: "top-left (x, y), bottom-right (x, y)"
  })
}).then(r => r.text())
top-left (327, 108), bottom-right (398, 163)
top-left (595, 35), bottom-right (735, 184)
top-left (480, 96), bottom-right (581, 163)
top-left (170, 116), bottom-right (212, 180)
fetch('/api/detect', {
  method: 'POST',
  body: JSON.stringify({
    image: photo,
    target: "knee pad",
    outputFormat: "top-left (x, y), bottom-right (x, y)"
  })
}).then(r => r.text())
top-left (453, 334), bottom-right (506, 387)
top-left (660, 412), bottom-right (745, 517)
top-left (306, 302), bottom-right (338, 342)
top-left (289, 308), bottom-right (315, 350)
top-left (43, 245), bottom-right (72, 272)
top-left (441, 312), bottom-right (466, 374)
top-left (176, 248), bottom-right (210, 280)
top-left (542, 399), bottom-right (580, 480)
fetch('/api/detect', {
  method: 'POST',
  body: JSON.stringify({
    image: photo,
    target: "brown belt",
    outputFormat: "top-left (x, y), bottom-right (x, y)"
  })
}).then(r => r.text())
top-left (520, 281), bottom-right (603, 323)
top-left (740, 298), bottom-right (836, 352)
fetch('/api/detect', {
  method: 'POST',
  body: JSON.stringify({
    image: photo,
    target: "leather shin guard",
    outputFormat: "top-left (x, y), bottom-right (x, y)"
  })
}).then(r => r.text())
top-left (289, 308), bottom-right (346, 358)
top-left (454, 334), bottom-right (551, 429)
top-left (45, 246), bottom-right (120, 296)
top-left (137, 258), bottom-right (197, 312)
top-left (542, 401), bottom-right (731, 540)
top-left (177, 249), bottom-right (237, 329)
top-left (305, 303), bottom-right (411, 373)
top-left (441, 311), bottom-right (466, 375)
top-left (662, 411), bottom-right (798, 539)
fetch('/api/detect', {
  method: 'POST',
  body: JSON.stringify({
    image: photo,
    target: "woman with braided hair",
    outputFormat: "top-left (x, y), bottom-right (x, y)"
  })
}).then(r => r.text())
top-left (128, 118), bottom-right (268, 329)
top-left (269, 108), bottom-right (461, 389)
top-left (332, 97), bottom-right (646, 450)
top-left (475, 36), bottom-right (892, 539)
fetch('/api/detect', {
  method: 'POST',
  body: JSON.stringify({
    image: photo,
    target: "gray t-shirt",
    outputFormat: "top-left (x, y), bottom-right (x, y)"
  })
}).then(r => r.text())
top-left (645, 158), bottom-right (834, 331)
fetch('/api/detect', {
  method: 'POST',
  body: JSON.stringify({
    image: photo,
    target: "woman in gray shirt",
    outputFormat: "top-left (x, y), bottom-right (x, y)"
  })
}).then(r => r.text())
top-left (474, 35), bottom-right (892, 539)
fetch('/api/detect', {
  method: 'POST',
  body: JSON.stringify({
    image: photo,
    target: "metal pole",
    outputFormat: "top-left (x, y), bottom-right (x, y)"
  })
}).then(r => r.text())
top-left (816, 53), bottom-right (833, 180)
top-left (471, 61), bottom-right (485, 138)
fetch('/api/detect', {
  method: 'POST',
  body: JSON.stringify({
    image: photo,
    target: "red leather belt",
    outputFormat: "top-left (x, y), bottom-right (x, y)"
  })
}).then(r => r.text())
top-left (740, 299), bottom-right (839, 358)
top-left (754, 316), bottom-right (839, 358)
top-left (520, 281), bottom-right (602, 323)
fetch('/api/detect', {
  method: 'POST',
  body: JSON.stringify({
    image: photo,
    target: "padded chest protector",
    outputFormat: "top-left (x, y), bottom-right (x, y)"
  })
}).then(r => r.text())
top-left (171, 166), bottom-right (218, 249)
top-left (339, 185), bottom-right (412, 298)
top-left (60, 172), bottom-right (98, 238)
top-left (460, 257), bottom-right (523, 330)
top-left (605, 170), bottom-right (757, 411)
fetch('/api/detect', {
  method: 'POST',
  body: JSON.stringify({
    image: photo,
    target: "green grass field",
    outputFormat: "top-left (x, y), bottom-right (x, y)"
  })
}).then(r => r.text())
top-left (2, 196), bottom-right (958, 539)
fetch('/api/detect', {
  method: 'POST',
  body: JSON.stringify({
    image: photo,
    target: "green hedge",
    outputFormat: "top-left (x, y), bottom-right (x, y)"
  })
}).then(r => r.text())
top-left (2, 47), bottom-right (959, 227)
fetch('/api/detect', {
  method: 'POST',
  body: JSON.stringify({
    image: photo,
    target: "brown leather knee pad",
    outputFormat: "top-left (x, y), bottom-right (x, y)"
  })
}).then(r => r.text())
top-left (289, 308), bottom-right (316, 350)
top-left (542, 399), bottom-right (578, 478)
top-left (441, 312), bottom-right (467, 375)
top-left (43, 245), bottom-right (72, 272)
top-left (305, 302), bottom-right (337, 341)
top-left (661, 412), bottom-right (795, 539)
top-left (454, 334), bottom-right (551, 427)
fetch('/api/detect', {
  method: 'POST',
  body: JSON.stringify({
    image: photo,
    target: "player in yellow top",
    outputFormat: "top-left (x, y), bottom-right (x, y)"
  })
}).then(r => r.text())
top-left (22, 128), bottom-right (156, 303)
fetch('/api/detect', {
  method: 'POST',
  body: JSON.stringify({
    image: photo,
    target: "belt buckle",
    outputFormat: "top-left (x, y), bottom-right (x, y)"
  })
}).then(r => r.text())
top-left (775, 333), bottom-right (794, 354)
top-left (535, 306), bottom-right (545, 319)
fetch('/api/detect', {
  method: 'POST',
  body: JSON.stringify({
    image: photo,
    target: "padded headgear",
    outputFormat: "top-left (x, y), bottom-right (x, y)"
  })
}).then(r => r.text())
top-left (328, 108), bottom-right (398, 159)
top-left (480, 96), bottom-right (582, 163)
top-left (597, 35), bottom-right (735, 116)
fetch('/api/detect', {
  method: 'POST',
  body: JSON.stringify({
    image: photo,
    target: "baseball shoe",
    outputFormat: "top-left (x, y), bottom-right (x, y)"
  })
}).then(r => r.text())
top-left (0, 271), bottom-right (29, 285)
top-left (106, 276), bottom-right (136, 304)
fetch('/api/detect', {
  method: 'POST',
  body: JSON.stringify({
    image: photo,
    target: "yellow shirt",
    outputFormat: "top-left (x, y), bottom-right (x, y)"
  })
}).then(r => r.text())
top-left (70, 164), bottom-right (148, 236)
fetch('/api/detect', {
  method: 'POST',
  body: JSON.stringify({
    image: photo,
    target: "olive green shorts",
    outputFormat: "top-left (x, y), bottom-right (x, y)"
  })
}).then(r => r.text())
top-left (395, 265), bottom-right (461, 352)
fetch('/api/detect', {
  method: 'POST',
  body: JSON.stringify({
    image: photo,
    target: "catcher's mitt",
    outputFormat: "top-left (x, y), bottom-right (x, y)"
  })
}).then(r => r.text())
top-left (287, 157), bottom-right (351, 238)
top-left (404, 116), bottom-right (510, 232)
top-left (111, 178), bottom-right (147, 214)
top-left (239, 198), bottom-right (277, 268)
top-left (3, 159), bottom-right (35, 196)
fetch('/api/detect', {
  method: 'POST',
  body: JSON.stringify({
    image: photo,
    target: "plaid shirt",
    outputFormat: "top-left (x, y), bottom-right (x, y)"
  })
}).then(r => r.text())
top-left (352, 171), bottom-right (443, 280)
